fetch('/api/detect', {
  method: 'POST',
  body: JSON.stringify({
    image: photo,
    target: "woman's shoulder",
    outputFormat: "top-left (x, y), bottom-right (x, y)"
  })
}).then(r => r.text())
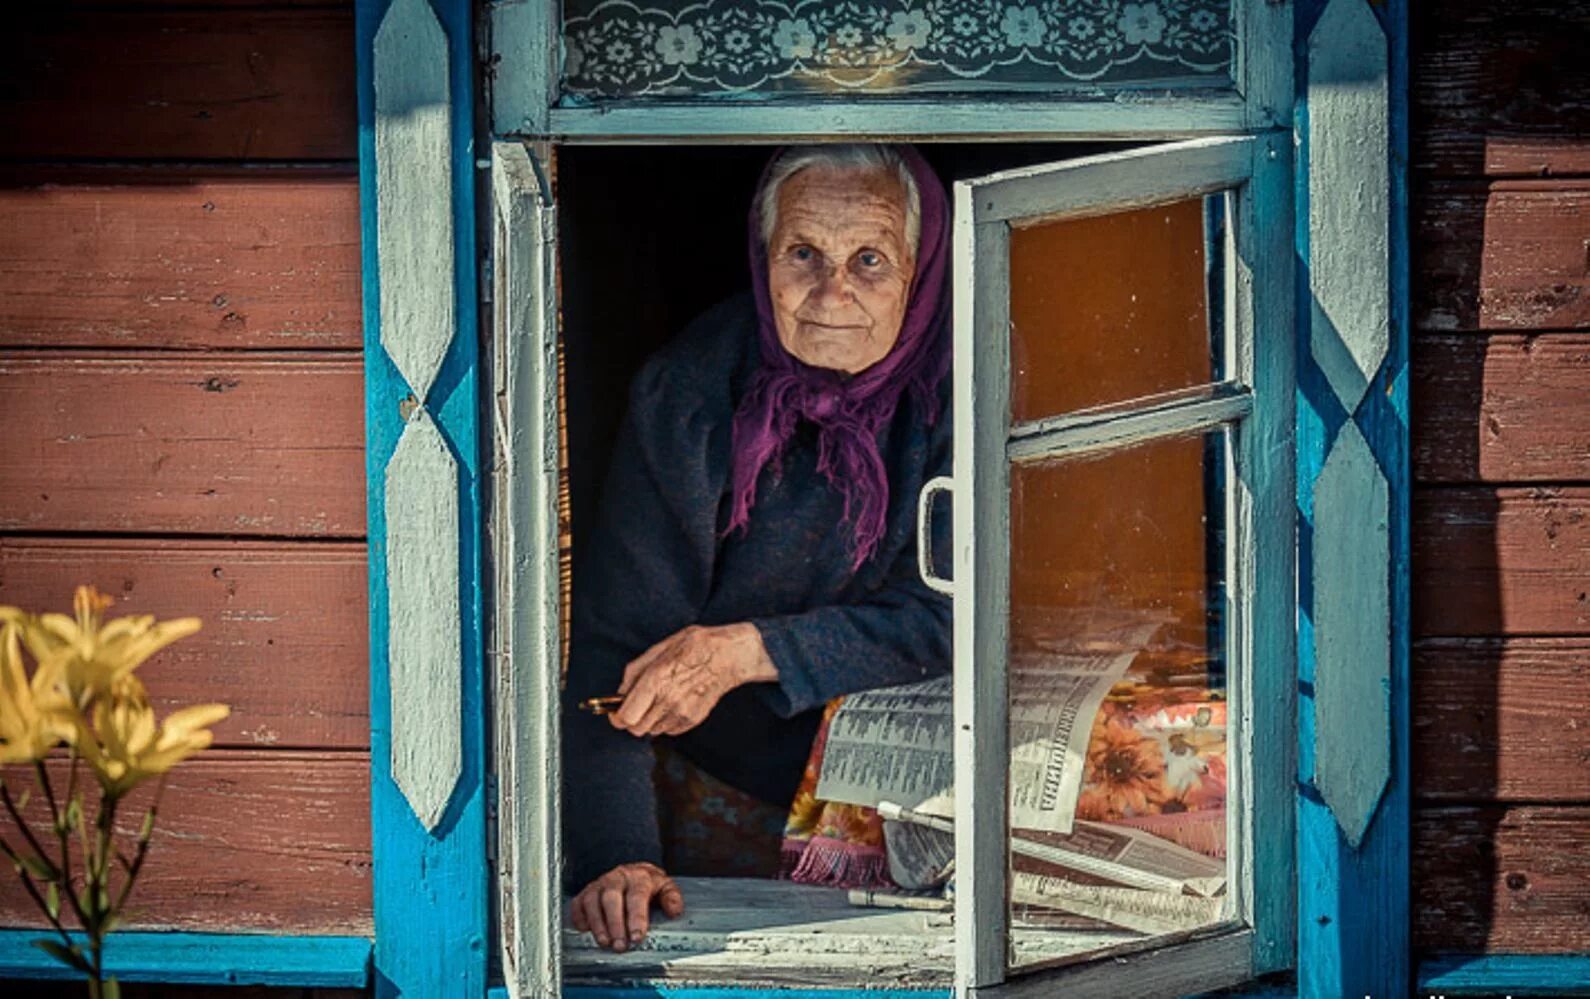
top-left (632, 292), bottom-right (757, 411)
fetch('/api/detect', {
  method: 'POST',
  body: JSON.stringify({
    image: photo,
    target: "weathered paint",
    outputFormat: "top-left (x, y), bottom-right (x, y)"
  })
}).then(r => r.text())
top-left (1418, 954), bottom-right (1590, 996)
top-left (384, 409), bottom-right (463, 830)
top-left (0, 174), bottom-right (362, 351)
top-left (0, 9), bottom-right (357, 161)
top-left (0, 754), bottom-right (371, 934)
top-left (1311, 421), bottom-right (1390, 847)
top-left (374, 0), bottom-right (455, 407)
top-left (950, 202), bottom-right (1009, 994)
top-left (358, 0), bottom-right (490, 992)
top-left (1294, 0), bottom-right (1412, 995)
top-left (0, 931), bottom-right (370, 987)
top-left (541, 98), bottom-right (1252, 142)
top-left (1306, 0), bottom-right (1389, 414)
top-left (0, 354), bottom-right (366, 537)
top-left (490, 139), bottom-right (563, 999)
top-left (950, 136), bottom-right (1295, 997)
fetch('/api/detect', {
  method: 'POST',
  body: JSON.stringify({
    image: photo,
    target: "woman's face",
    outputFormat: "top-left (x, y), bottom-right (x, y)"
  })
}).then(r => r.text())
top-left (766, 166), bottom-right (915, 374)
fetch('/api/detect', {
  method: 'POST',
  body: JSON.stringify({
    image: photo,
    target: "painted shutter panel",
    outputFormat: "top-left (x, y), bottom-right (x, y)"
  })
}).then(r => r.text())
top-left (360, 0), bottom-right (490, 992)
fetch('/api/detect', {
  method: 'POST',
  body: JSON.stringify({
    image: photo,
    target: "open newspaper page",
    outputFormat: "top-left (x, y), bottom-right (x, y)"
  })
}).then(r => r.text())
top-left (815, 615), bottom-right (1162, 834)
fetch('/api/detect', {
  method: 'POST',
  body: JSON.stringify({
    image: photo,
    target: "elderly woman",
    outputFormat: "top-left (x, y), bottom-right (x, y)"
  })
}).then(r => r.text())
top-left (564, 144), bottom-right (952, 952)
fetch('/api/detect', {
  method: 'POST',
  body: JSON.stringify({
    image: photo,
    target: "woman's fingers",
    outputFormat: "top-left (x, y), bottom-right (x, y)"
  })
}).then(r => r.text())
top-left (624, 881), bottom-right (654, 942)
top-left (578, 889), bottom-right (609, 948)
top-left (570, 895), bottom-right (589, 932)
top-left (610, 670), bottom-right (658, 733)
top-left (619, 635), bottom-right (674, 695)
top-left (599, 885), bottom-right (628, 952)
top-left (658, 877), bottom-right (686, 918)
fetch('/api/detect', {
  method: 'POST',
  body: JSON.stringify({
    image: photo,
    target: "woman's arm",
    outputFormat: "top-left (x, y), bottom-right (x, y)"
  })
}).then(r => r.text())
top-left (562, 347), bottom-right (730, 889)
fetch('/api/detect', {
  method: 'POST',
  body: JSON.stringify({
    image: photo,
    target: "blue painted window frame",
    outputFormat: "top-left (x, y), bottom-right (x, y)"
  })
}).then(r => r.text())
top-left (470, 2), bottom-right (1460, 999)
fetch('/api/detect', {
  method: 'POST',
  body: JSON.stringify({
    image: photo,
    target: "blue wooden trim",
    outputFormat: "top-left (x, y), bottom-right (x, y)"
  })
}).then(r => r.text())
top-left (562, 989), bottom-right (951, 999)
top-left (358, 0), bottom-right (490, 994)
top-left (1293, 1), bottom-right (1411, 997)
top-left (0, 931), bottom-right (370, 987)
top-left (1419, 955), bottom-right (1590, 997)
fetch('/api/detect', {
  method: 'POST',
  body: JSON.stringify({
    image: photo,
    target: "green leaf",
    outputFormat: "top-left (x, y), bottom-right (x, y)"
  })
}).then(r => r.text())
top-left (104, 977), bottom-right (122, 999)
top-left (138, 808), bottom-right (155, 841)
top-left (65, 795), bottom-right (83, 832)
top-left (16, 851), bottom-right (58, 881)
top-left (101, 913), bottom-right (121, 935)
top-left (16, 788), bottom-right (30, 811)
top-left (45, 882), bottom-right (60, 920)
top-left (31, 938), bottom-right (93, 974)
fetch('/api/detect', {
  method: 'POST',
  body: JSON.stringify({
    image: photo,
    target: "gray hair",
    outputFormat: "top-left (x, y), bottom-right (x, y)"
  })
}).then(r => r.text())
top-left (757, 144), bottom-right (922, 260)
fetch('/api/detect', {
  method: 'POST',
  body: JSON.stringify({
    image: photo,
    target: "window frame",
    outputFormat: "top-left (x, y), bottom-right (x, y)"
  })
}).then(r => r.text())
top-left (946, 134), bottom-right (1295, 998)
top-left (487, 1), bottom-right (1293, 141)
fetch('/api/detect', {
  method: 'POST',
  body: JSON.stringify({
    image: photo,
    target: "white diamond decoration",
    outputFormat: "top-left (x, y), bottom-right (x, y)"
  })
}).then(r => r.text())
top-left (1312, 421), bottom-right (1390, 847)
top-left (375, 0), bottom-right (454, 402)
top-left (1308, 0), bottom-right (1389, 412)
top-left (385, 410), bottom-right (462, 831)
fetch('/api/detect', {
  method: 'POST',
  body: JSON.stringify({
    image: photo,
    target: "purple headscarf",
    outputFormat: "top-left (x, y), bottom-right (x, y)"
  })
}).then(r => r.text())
top-left (726, 145), bottom-right (951, 570)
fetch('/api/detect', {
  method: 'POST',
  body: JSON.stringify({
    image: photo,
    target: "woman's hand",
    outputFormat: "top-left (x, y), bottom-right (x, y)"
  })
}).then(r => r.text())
top-left (609, 622), bottom-right (777, 737)
top-left (571, 862), bottom-right (684, 951)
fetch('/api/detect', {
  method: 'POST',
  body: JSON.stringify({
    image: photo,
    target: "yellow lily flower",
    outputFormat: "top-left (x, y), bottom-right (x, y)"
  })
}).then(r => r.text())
top-left (75, 680), bottom-right (229, 798)
top-left (0, 621), bottom-right (76, 764)
top-left (17, 586), bottom-right (200, 709)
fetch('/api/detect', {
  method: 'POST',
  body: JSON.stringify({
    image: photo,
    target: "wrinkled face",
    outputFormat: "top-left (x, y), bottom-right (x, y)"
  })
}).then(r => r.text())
top-left (766, 166), bottom-right (915, 374)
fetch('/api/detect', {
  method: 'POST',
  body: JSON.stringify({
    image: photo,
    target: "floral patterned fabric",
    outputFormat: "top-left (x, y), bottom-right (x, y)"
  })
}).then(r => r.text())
top-left (1074, 676), bottom-right (1227, 857)
top-left (780, 698), bottom-right (895, 888)
top-left (653, 741), bottom-right (789, 877)
top-left (562, 0), bottom-right (1234, 98)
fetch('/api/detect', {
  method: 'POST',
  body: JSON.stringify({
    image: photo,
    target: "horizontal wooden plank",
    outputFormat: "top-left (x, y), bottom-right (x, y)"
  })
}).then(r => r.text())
top-left (1412, 334), bottom-right (1590, 482)
top-left (1414, 181), bottom-right (1590, 332)
top-left (1412, 1), bottom-right (1590, 176)
top-left (0, 353), bottom-right (365, 537)
top-left (1414, 805), bottom-right (1590, 953)
top-left (0, 175), bottom-right (360, 351)
top-left (0, 10), bottom-right (355, 161)
top-left (1413, 637), bottom-right (1590, 802)
top-left (3, 985), bottom-right (362, 999)
top-left (0, 752), bottom-right (371, 934)
top-left (1412, 487), bottom-right (1590, 637)
top-left (0, 538), bottom-right (368, 749)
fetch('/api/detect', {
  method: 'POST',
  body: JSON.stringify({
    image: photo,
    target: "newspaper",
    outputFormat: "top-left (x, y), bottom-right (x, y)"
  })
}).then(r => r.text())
top-left (1010, 871), bottom-right (1223, 936)
top-left (815, 630), bottom-right (1148, 834)
top-left (880, 802), bottom-right (1225, 897)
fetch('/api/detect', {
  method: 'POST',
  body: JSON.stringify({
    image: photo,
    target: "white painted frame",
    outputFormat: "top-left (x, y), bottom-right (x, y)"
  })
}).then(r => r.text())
top-left (489, 1), bottom-right (1293, 141)
top-left (490, 140), bottom-right (564, 999)
top-left (950, 134), bottom-right (1296, 997)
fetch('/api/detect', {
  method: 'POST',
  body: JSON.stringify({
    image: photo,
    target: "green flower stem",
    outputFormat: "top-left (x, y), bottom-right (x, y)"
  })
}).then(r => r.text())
top-left (89, 792), bottom-right (121, 991)
top-left (57, 752), bottom-right (94, 930)
top-left (112, 778), bottom-right (164, 916)
top-left (0, 809), bottom-right (79, 958)
top-left (3, 777), bottom-right (56, 878)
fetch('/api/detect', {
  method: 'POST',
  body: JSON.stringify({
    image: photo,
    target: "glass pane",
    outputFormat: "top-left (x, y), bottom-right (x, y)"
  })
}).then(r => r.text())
top-left (1010, 193), bottom-right (1228, 423)
top-left (561, 1), bottom-right (1234, 100)
top-left (1005, 432), bottom-right (1229, 971)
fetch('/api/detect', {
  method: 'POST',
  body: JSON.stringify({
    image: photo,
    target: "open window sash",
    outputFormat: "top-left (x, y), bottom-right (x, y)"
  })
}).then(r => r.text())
top-left (490, 140), bottom-right (563, 999)
top-left (945, 135), bottom-right (1295, 998)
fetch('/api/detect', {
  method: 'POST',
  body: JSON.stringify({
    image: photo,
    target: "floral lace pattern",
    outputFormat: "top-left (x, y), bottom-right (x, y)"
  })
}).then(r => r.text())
top-left (562, 0), bottom-right (1233, 98)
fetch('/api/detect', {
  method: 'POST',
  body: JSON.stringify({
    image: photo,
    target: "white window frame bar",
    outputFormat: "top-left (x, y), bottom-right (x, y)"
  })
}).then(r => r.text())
top-left (951, 133), bottom-right (1295, 997)
top-left (490, 140), bottom-right (564, 999)
top-left (489, 2), bottom-right (1293, 142)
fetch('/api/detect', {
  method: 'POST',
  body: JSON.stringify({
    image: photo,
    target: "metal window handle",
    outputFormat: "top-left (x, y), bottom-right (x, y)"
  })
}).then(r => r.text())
top-left (916, 476), bottom-right (954, 596)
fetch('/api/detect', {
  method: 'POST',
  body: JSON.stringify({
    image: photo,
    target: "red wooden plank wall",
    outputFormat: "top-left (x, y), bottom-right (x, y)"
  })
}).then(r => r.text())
top-left (0, 0), bottom-right (372, 975)
top-left (1410, 0), bottom-right (1590, 955)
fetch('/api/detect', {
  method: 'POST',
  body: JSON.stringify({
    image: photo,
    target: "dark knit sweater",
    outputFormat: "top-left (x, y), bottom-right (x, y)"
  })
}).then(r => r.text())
top-left (561, 293), bottom-right (953, 889)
